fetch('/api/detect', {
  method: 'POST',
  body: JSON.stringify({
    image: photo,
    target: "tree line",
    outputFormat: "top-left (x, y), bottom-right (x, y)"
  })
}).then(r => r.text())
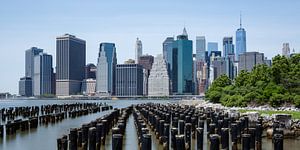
top-left (205, 54), bottom-right (300, 107)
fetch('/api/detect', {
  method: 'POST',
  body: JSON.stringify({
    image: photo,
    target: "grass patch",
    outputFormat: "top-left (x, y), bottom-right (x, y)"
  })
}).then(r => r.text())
top-left (239, 109), bottom-right (300, 119)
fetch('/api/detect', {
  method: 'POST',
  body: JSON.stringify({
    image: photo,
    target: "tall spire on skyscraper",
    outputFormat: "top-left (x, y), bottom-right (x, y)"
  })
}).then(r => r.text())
top-left (182, 27), bottom-right (188, 37)
top-left (240, 11), bottom-right (242, 28)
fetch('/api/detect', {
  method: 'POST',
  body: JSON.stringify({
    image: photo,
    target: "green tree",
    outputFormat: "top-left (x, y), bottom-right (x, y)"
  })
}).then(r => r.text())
top-left (294, 95), bottom-right (300, 107)
top-left (234, 70), bottom-right (250, 87)
top-left (270, 93), bottom-right (284, 107)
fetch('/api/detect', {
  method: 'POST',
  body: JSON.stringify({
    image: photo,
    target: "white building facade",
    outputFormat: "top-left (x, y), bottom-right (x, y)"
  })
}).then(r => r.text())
top-left (148, 55), bottom-right (170, 96)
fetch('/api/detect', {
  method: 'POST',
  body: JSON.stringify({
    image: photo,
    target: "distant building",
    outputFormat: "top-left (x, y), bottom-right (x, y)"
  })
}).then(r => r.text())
top-left (33, 53), bottom-right (53, 96)
top-left (19, 77), bottom-right (33, 97)
top-left (264, 57), bottom-right (272, 67)
top-left (24, 47), bottom-right (43, 95)
top-left (81, 78), bottom-right (96, 96)
top-left (235, 15), bottom-right (246, 60)
top-left (223, 37), bottom-right (234, 58)
top-left (212, 56), bottom-right (235, 80)
top-left (163, 37), bottom-right (175, 78)
top-left (56, 34), bottom-right (86, 96)
top-left (238, 52), bottom-right (264, 73)
top-left (85, 63), bottom-right (97, 79)
top-left (196, 36), bottom-right (206, 62)
top-left (138, 55), bottom-right (154, 95)
top-left (96, 43), bottom-right (117, 96)
top-left (115, 64), bottom-right (143, 96)
top-left (135, 38), bottom-right (143, 63)
top-left (25, 47), bottom-right (43, 78)
top-left (282, 43), bottom-right (290, 58)
top-left (207, 42), bottom-right (218, 57)
top-left (148, 55), bottom-right (170, 96)
top-left (172, 28), bottom-right (193, 94)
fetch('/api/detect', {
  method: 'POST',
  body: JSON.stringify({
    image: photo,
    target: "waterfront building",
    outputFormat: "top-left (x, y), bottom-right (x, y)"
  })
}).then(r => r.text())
top-left (56, 34), bottom-right (86, 96)
top-left (19, 77), bottom-right (32, 97)
top-left (223, 37), bottom-right (234, 58)
top-left (282, 43), bottom-right (290, 58)
top-left (81, 78), bottom-right (96, 96)
top-left (85, 63), bottom-right (97, 79)
top-left (207, 42), bottom-right (218, 57)
top-left (238, 52), bottom-right (265, 73)
top-left (148, 54), bottom-right (170, 96)
top-left (138, 54), bottom-right (154, 95)
top-left (115, 64), bottom-right (143, 96)
top-left (33, 53), bottom-right (53, 96)
top-left (196, 36), bottom-right (206, 62)
top-left (172, 28), bottom-right (193, 94)
top-left (135, 38), bottom-right (143, 63)
top-left (235, 15), bottom-right (247, 60)
top-left (96, 43), bottom-right (117, 96)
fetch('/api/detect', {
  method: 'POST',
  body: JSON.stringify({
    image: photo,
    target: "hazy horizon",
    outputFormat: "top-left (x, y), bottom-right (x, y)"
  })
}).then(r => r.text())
top-left (1, 0), bottom-right (300, 94)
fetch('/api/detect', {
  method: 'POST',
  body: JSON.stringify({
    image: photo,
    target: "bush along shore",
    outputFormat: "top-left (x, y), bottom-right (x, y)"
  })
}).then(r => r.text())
top-left (205, 54), bottom-right (300, 108)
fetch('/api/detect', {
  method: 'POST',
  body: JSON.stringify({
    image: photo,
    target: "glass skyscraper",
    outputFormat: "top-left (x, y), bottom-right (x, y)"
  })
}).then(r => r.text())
top-left (33, 53), bottom-right (53, 96)
top-left (223, 37), bottom-right (234, 57)
top-left (172, 28), bottom-right (193, 94)
top-left (56, 34), bottom-right (86, 96)
top-left (196, 36), bottom-right (206, 62)
top-left (163, 37), bottom-right (174, 79)
top-left (25, 47), bottom-right (43, 78)
top-left (207, 42), bottom-right (218, 57)
top-left (235, 16), bottom-right (246, 60)
top-left (96, 43), bottom-right (117, 96)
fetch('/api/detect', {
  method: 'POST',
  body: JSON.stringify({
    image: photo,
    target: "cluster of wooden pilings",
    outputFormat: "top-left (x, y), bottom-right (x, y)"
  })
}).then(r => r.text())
top-left (0, 103), bottom-right (112, 139)
top-left (57, 106), bottom-right (132, 150)
top-left (133, 103), bottom-right (284, 150)
top-left (1, 106), bottom-right (39, 122)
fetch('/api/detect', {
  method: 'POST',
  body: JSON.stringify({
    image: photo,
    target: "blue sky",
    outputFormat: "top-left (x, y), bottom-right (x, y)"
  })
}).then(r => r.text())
top-left (0, 0), bottom-right (300, 94)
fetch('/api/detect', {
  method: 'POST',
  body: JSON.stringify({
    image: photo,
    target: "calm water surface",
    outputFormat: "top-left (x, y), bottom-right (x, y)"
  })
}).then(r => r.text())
top-left (0, 99), bottom-right (299, 150)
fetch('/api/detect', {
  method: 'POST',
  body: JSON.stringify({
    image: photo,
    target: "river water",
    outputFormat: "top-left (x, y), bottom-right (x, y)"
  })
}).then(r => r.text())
top-left (0, 99), bottom-right (299, 150)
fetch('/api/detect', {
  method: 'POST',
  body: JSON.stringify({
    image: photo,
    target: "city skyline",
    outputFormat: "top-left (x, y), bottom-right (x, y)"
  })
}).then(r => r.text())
top-left (1, 0), bottom-right (300, 94)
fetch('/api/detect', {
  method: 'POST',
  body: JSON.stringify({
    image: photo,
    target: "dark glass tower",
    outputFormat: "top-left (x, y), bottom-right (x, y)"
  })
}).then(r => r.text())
top-left (56, 34), bottom-right (86, 96)
top-left (172, 28), bottom-right (193, 94)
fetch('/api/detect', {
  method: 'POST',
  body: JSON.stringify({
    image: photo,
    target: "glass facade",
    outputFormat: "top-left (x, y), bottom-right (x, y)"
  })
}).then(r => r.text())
top-left (163, 37), bottom-right (174, 80)
top-left (172, 28), bottom-right (193, 94)
top-left (196, 36), bottom-right (206, 62)
top-left (96, 43), bottom-right (117, 95)
top-left (236, 28), bottom-right (246, 60)
top-left (223, 37), bottom-right (234, 57)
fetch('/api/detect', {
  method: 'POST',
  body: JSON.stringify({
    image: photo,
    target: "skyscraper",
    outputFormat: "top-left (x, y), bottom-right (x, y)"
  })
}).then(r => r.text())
top-left (148, 54), bottom-right (170, 96)
top-left (19, 77), bottom-right (32, 97)
top-left (163, 37), bottom-right (175, 79)
top-left (25, 47), bottom-right (43, 78)
top-left (33, 53), bottom-right (53, 96)
top-left (21, 47), bottom-right (43, 97)
top-left (138, 55), bottom-right (154, 95)
top-left (56, 34), bottom-right (86, 96)
top-left (135, 38), bottom-right (143, 63)
top-left (115, 64), bottom-right (143, 96)
top-left (223, 37), bottom-right (234, 57)
top-left (282, 43), bottom-right (290, 58)
top-left (96, 43), bottom-right (117, 96)
top-left (196, 36), bottom-right (206, 62)
top-left (207, 42), bottom-right (218, 57)
top-left (172, 28), bottom-right (193, 94)
top-left (238, 52), bottom-right (265, 73)
top-left (235, 14), bottom-right (247, 60)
